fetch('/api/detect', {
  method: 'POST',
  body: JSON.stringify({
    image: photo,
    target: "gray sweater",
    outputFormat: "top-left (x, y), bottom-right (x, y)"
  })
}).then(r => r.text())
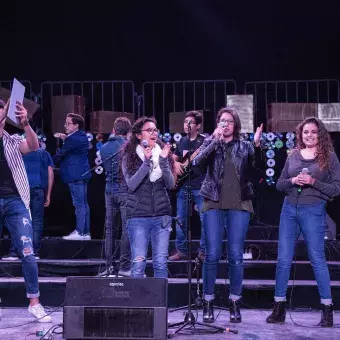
top-left (276, 149), bottom-right (340, 204)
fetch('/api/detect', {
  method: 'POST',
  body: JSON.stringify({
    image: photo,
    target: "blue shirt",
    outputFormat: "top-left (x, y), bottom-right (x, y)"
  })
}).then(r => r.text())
top-left (100, 136), bottom-right (127, 193)
top-left (23, 148), bottom-right (54, 190)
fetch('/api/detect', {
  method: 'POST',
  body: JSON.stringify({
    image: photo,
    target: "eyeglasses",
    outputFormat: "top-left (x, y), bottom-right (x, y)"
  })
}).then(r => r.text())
top-left (141, 128), bottom-right (159, 134)
top-left (184, 120), bottom-right (196, 125)
top-left (220, 119), bottom-right (234, 125)
top-left (64, 122), bottom-right (74, 127)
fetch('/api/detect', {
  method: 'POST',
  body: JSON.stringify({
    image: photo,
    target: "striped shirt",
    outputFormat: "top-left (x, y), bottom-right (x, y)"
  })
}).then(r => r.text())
top-left (2, 130), bottom-right (30, 209)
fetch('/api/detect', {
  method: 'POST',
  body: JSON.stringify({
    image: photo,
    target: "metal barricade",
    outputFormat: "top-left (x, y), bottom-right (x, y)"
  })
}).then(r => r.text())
top-left (244, 79), bottom-right (340, 127)
top-left (40, 81), bottom-right (135, 132)
top-left (142, 80), bottom-right (236, 132)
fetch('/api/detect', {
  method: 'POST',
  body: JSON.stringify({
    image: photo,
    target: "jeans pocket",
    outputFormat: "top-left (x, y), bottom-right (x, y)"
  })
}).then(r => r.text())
top-left (161, 215), bottom-right (172, 231)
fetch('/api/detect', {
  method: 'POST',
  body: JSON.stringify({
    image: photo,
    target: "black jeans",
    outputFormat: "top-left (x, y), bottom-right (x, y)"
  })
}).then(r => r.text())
top-left (105, 192), bottom-right (130, 271)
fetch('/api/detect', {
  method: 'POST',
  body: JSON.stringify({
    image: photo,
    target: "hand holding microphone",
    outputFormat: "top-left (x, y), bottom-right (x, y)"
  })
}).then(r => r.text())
top-left (213, 122), bottom-right (226, 140)
top-left (292, 168), bottom-right (314, 192)
top-left (141, 139), bottom-right (152, 159)
top-left (299, 168), bottom-right (315, 186)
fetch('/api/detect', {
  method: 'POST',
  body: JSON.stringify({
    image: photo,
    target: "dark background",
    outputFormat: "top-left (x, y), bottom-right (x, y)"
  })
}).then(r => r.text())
top-left (1, 1), bottom-right (340, 87)
top-left (1, 0), bottom-right (340, 238)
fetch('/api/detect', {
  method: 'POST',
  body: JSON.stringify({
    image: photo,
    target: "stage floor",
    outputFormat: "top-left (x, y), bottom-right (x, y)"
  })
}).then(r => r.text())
top-left (0, 308), bottom-right (339, 340)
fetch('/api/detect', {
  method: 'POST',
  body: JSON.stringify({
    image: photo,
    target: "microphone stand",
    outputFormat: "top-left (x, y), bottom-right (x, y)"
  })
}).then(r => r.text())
top-left (82, 149), bottom-right (122, 277)
top-left (169, 123), bottom-right (224, 336)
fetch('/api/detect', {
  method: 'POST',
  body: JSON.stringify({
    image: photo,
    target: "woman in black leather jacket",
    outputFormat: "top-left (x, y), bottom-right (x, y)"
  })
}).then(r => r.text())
top-left (193, 107), bottom-right (262, 324)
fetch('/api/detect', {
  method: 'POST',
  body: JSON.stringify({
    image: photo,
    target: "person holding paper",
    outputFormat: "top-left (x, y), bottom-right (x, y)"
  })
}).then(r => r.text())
top-left (0, 98), bottom-right (52, 322)
top-left (53, 113), bottom-right (91, 240)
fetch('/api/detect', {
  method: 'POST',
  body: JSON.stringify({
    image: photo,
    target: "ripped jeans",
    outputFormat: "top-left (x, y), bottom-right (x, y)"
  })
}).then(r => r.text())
top-left (0, 197), bottom-right (39, 298)
top-left (127, 215), bottom-right (171, 278)
top-left (203, 209), bottom-right (250, 301)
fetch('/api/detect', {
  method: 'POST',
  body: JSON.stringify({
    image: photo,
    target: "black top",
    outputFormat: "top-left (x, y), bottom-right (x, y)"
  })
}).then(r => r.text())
top-left (0, 137), bottom-right (19, 197)
top-left (203, 141), bottom-right (253, 213)
top-left (174, 134), bottom-right (206, 190)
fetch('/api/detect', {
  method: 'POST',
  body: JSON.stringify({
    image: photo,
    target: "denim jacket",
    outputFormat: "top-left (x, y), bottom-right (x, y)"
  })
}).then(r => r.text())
top-left (193, 136), bottom-right (261, 202)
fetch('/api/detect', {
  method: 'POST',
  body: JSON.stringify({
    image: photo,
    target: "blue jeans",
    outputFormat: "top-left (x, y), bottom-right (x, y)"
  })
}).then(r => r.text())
top-left (176, 186), bottom-right (205, 254)
top-left (105, 192), bottom-right (130, 271)
top-left (203, 209), bottom-right (250, 301)
top-left (0, 197), bottom-right (39, 298)
top-left (127, 215), bottom-right (171, 278)
top-left (275, 200), bottom-right (332, 304)
top-left (68, 180), bottom-right (90, 235)
top-left (10, 187), bottom-right (45, 256)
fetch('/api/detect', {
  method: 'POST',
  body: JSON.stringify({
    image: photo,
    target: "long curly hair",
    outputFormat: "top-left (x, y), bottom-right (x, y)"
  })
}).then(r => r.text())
top-left (295, 117), bottom-right (334, 170)
top-left (120, 116), bottom-right (175, 177)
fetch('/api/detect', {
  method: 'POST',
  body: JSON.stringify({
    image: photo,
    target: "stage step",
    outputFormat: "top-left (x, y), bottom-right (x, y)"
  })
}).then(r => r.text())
top-left (1, 238), bottom-right (340, 261)
top-left (0, 276), bottom-right (339, 309)
top-left (1, 259), bottom-right (340, 281)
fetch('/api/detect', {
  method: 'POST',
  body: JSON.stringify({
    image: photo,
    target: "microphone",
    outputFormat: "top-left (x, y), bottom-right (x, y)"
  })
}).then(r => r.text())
top-left (298, 167), bottom-right (309, 193)
top-left (141, 139), bottom-right (148, 148)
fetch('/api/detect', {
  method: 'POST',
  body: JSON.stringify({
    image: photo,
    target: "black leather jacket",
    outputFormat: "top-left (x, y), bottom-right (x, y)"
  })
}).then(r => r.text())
top-left (193, 136), bottom-right (261, 202)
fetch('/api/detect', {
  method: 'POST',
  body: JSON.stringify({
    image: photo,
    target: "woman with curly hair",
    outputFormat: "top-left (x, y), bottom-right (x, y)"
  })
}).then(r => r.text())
top-left (266, 117), bottom-right (340, 327)
top-left (121, 116), bottom-right (175, 278)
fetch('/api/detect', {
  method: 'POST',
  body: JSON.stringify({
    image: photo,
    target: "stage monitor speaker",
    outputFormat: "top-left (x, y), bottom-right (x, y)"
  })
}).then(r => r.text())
top-left (63, 277), bottom-right (168, 340)
top-left (268, 103), bottom-right (317, 132)
top-left (51, 95), bottom-right (86, 133)
top-left (226, 94), bottom-right (254, 133)
top-left (169, 110), bottom-right (204, 133)
top-left (89, 111), bottom-right (134, 133)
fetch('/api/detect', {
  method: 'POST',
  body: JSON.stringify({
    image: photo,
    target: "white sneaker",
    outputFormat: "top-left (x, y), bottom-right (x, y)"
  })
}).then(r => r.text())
top-left (28, 303), bottom-right (52, 323)
top-left (83, 234), bottom-right (91, 240)
top-left (62, 230), bottom-right (88, 240)
top-left (118, 270), bottom-right (131, 277)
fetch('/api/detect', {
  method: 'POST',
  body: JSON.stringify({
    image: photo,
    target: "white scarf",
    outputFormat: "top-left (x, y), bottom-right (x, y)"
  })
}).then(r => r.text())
top-left (136, 143), bottom-right (163, 182)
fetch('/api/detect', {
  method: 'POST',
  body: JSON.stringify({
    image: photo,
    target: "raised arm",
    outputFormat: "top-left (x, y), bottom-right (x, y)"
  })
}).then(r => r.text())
top-left (16, 102), bottom-right (39, 154)
top-left (193, 136), bottom-right (219, 166)
top-left (159, 156), bottom-right (175, 190)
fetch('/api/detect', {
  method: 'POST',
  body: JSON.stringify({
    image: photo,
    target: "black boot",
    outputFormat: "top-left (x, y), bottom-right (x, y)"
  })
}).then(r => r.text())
top-left (320, 304), bottom-right (333, 327)
top-left (266, 301), bottom-right (286, 324)
top-left (202, 299), bottom-right (214, 323)
top-left (229, 299), bottom-right (242, 323)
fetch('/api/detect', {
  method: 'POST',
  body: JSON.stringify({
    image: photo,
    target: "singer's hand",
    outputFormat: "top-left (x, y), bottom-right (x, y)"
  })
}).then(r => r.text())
top-left (44, 195), bottom-right (51, 207)
top-left (15, 101), bottom-right (29, 127)
top-left (292, 174), bottom-right (305, 186)
top-left (254, 123), bottom-right (263, 147)
top-left (160, 143), bottom-right (171, 158)
top-left (144, 147), bottom-right (152, 159)
top-left (213, 127), bottom-right (223, 140)
top-left (299, 174), bottom-right (315, 185)
top-left (174, 161), bottom-right (184, 175)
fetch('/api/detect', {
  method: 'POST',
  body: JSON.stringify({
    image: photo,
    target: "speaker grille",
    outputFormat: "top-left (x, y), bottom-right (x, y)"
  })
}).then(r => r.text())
top-left (84, 307), bottom-right (154, 338)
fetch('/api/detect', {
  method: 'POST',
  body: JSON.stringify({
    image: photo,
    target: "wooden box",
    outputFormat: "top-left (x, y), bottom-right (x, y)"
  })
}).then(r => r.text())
top-left (267, 103), bottom-right (317, 132)
top-left (51, 95), bottom-right (85, 133)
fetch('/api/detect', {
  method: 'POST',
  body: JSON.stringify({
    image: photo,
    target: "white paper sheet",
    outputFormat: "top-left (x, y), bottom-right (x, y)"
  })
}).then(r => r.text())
top-left (7, 78), bottom-right (25, 125)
